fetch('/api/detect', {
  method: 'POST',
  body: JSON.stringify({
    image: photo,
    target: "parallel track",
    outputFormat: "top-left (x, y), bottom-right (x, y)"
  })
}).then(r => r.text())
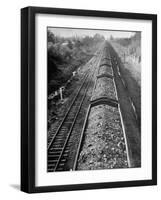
top-left (47, 50), bottom-right (102, 172)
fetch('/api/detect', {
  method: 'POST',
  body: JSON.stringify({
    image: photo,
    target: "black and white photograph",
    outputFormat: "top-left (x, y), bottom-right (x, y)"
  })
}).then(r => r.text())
top-left (47, 27), bottom-right (141, 172)
top-left (21, 6), bottom-right (157, 193)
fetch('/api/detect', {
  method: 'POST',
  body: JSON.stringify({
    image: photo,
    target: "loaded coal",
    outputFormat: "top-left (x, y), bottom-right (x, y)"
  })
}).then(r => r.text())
top-left (77, 44), bottom-right (128, 170)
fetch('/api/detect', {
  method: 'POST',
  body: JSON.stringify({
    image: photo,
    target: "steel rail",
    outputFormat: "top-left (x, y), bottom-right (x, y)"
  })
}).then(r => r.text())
top-left (48, 47), bottom-right (103, 171)
top-left (47, 73), bottom-right (89, 150)
top-left (53, 77), bottom-right (92, 171)
top-left (53, 50), bottom-right (103, 171)
top-left (72, 49), bottom-right (103, 170)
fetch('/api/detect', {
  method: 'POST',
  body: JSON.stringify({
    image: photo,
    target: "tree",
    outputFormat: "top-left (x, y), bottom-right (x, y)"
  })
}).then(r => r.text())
top-left (47, 30), bottom-right (55, 43)
top-left (67, 40), bottom-right (73, 49)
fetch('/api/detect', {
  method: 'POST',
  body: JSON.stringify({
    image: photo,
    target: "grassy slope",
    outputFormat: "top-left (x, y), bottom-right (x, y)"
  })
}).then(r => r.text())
top-left (111, 40), bottom-right (141, 130)
top-left (109, 44), bottom-right (141, 167)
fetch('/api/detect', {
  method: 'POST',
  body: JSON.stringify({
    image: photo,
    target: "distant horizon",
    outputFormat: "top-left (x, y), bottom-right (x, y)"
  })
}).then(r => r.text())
top-left (48, 27), bottom-right (137, 39)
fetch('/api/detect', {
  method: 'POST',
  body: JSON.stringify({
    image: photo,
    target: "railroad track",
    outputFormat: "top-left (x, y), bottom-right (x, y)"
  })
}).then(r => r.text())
top-left (47, 73), bottom-right (88, 148)
top-left (47, 49), bottom-right (103, 172)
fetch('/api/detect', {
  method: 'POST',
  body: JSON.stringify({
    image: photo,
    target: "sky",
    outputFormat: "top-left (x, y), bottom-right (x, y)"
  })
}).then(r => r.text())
top-left (48, 27), bottom-right (136, 39)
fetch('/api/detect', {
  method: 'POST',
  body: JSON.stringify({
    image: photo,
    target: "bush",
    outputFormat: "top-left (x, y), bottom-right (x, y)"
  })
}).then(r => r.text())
top-left (47, 30), bottom-right (105, 95)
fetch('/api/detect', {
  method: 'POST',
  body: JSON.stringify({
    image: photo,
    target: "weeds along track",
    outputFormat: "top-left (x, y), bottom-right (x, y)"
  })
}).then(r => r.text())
top-left (47, 49), bottom-right (103, 172)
